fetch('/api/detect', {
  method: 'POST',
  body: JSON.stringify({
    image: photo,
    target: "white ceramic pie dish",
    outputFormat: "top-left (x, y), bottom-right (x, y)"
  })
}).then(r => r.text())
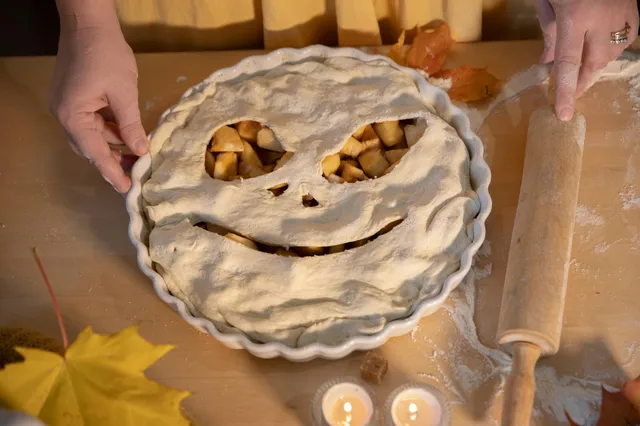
top-left (126, 45), bottom-right (492, 362)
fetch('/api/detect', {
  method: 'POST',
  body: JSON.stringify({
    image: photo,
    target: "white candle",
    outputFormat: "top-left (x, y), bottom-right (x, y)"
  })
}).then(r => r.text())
top-left (385, 384), bottom-right (449, 426)
top-left (321, 382), bottom-right (374, 426)
top-left (445, 0), bottom-right (483, 42)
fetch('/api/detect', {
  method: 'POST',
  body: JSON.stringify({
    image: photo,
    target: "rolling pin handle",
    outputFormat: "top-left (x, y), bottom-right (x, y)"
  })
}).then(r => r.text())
top-left (502, 342), bottom-right (541, 426)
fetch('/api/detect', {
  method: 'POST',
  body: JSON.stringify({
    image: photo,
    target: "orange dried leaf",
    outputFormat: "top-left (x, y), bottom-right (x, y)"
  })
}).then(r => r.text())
top-left (406, 22), bottom-right (453, 75)
top-left (597, 386), bottom-right (640, 425)
top-left (434, 66), bottom-right (501, 103)
top-left (622, 375), bottom-right (640, 416)
top-left (566, 384), bottom-right (640, 426)
top-left (565, 410), bottom-right (580, 426)
top-left (387, 30), bottom-right (406, 66)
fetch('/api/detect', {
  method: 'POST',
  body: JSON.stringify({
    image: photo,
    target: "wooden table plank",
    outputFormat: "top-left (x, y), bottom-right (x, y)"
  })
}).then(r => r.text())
top-left (1, 41), bottom-right (638, 425)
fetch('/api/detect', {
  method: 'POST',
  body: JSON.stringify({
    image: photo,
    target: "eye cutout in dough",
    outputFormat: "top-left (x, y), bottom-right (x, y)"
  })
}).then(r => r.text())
top-left (323, 118), bottom-right (426, 183)
top-left (206, 119), bottom-right (427, 183)
top-left (193, 217), bottom-right (405, 258)
top-left (205, 121), bottom-right (293, 181)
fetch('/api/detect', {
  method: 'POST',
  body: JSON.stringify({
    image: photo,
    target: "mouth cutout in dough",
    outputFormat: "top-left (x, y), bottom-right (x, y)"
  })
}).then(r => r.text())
top-left (194, 217), bottom-right (405, 257)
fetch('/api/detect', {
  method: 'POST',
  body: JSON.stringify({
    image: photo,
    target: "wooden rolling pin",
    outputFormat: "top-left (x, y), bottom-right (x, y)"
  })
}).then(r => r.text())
top-left (496, 105), bottom-right (586, 425)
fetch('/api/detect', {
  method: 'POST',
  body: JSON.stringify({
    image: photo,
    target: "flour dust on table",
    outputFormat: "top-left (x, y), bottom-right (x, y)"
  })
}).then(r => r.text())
top-left (410, 272), bottom-right (619, 425)
top-left (142, 55), bottom-right (481, 347)
top-left (457, 51), bottom-right (640, 133)
top-left (410, 52), bottom-right (640, 425)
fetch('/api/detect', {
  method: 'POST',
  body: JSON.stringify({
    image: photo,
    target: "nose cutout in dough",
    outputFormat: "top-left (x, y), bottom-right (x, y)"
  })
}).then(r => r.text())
top-left (301, 194), bottom-right (319, 207)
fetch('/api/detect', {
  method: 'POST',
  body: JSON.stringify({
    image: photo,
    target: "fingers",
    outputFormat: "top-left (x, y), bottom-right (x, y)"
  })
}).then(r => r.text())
top-left (98, 106), bottom-right (116, 123)
top-left (541, 32), bottom-right (557, 64)
top-left (629, 8), bottom-right (640, 45)
top-left (576, 28), bottom-right (622, 97)
top-left (108, 86), bottom-right (149, 157)
top-left (576, 2), bottom-right (638, 99)
top-left (94, 153), bottom-right (132, 193)
top-left (65, 112), bottom-right (132, 193)
top-left (109, 146), bottom-right (137, 174)
top-left (110, 147), bottom-right (123, 164)
top-left (102, 121), bottom-right (124, 145)
top-left (534, 0), bottom-right (557, 63)
top-left (103, 121), bottom-right (137, 156)
top-left (553, 16), bottom-right (585, 121)
top-left (534, 0), bottom-right (554, 29)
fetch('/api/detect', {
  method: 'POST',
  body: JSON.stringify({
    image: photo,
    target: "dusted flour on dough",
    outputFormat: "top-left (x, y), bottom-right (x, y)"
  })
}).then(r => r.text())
top-left (142, 56), bottom-right (479, 347)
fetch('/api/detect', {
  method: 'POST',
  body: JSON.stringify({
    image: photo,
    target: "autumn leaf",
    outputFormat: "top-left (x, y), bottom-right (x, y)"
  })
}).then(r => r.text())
top-left (566, 384), bottom-right (640, 425)
top-left (433, 66), bottom-right (502, 103)
top-left (565, 410), bottom-right (580, 426)
top-left (0, 249), bottom-right (190, 425)
top-left (387, 30), bottom-right (407, 66)
top-left (622, 375), bottom-right (640, 414)
top-left (405, 22), bottom-right (453, 75)
top-left (0, 326), bottom-right (190, 426)
top-left (596, 386), bottom-right (640, 425)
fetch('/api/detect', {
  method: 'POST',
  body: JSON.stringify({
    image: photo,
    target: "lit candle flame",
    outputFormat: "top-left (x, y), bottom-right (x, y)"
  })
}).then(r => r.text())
top-left (325, 389), bottom-right (370, 426)
top-left (392, 392), bottom-right (440, 426)
top-left (343, 401), bottom-right (353, 425)
top-left (409, 402), bottom-right (418, 421)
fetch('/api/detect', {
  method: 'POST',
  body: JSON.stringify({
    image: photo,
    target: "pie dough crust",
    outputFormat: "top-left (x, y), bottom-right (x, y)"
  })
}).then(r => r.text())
top-left (143, 56), bottom-right (479, 347)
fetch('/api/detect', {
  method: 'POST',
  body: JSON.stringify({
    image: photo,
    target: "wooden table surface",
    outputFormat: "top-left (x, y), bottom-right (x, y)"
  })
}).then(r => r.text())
top-left (1, 41), bottom-right (639, 425)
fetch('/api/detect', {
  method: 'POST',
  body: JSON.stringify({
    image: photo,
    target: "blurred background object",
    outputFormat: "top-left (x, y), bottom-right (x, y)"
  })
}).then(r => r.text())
top-left (0, 0), bottom-right (544, 56)
top-left (0, 0), bottom-right (60, 56)
top-left (483, 0), bottom-right (541, 40)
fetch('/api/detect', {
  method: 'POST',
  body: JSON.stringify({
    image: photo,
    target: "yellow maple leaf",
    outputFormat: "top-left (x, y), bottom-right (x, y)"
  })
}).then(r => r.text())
top-left (0, 326), bottom-right (190, 426)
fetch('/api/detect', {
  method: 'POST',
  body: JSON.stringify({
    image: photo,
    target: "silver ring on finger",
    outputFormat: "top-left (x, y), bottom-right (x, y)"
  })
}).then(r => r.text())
top-left (611, 23), bottom-right (631, 44)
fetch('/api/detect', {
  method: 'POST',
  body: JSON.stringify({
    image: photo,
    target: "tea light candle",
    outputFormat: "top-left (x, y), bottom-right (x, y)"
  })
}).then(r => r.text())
top-left (311, 377), bottom-right (377, 426)
top-left (384, 383), bottom-right (450, 426)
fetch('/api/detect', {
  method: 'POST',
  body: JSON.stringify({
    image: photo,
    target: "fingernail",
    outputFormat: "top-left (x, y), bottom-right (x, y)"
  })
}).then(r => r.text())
top-left (134, 138), bottom-right (149, 155)
top-left (558, 107), bottom-right (573, 122)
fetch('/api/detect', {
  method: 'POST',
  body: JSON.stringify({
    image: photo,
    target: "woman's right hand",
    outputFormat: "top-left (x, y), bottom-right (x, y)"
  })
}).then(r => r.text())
top-left (534, 0), bottom-right (639, 121)
top-left (49, 25), bottom-right (148, 193)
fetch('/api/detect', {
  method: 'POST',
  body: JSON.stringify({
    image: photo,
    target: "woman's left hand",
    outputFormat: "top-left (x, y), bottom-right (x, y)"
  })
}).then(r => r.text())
top-left (534, 0), bottom-right (639, 121)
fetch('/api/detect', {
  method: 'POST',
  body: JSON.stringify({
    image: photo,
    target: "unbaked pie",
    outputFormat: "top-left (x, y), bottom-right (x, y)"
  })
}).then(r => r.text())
top-left (139, 53), bottom-right (482, 348)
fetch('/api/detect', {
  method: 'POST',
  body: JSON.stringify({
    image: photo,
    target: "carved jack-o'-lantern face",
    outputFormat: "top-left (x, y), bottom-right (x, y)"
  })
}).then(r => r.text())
top-left (201, 118), bottom-right (433, 254)
top-left (143, 56), bottom-right (479, 348)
